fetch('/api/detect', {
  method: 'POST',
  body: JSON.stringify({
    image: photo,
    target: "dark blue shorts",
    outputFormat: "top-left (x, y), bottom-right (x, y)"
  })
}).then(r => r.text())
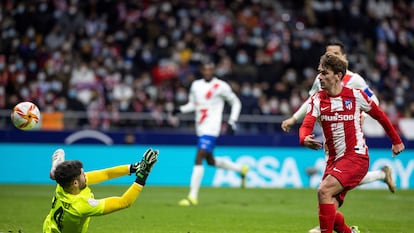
top-left (197, 135), bottom-right (216, 153)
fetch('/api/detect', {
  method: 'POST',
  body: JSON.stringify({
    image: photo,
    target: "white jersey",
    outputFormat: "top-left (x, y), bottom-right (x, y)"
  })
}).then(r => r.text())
top-left (180, 77), bottom-right (241, 137)
top-left (293, 70), bottom-right (379, 121)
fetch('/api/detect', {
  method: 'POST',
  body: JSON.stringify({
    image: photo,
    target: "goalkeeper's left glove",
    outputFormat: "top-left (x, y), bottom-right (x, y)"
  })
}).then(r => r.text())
top-left (130, 148), bottom-right (159, 174)
top-left (134, 148), bottom-right (159, 186)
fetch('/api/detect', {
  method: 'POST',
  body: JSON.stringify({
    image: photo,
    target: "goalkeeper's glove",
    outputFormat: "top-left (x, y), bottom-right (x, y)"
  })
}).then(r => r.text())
top-left (134, 148), bottom-right (159, 186)
top-left (130, 163), bottom-right (139, 174)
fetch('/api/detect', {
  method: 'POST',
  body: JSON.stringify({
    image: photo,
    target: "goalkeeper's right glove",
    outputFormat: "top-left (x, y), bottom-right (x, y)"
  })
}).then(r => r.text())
top-left (135, 148), bottom-right (159, 186)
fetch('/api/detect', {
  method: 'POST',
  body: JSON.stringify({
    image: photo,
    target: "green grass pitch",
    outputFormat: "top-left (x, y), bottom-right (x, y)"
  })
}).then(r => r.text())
top-left (0, 185), bottom-right (413, 233)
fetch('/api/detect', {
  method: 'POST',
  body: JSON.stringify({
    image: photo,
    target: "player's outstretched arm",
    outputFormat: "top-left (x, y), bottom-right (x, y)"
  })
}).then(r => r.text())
top-left (102, 148), bottom-right (159, 214)
top-left (86, 165), bottom-right (131, 185)
top-left (86, 149), bottom-right (158, 185)
top-left (281, 116), bottom-right (296, 133)
top-left (363, 92), bottom-right (404, 157)
top-left (281, 97), bottom-right (311, 132)
top-left (282, 76), bottom-right (321, 132)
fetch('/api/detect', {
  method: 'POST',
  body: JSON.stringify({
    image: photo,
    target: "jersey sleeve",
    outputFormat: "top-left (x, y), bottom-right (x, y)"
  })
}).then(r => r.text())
top-left (86, 165), bottom-right (130, 185)
top-left (180, 82), bottom-right (196, 113)
top-left (299, 94), bottom-right (319, 145)
top-left (102, 183), bottom-right (143, 214)
top-left (293, 76), bottom-right (321, 121)
top-left (293, 97), bottom-right (311, 121)
top-left (308, 76), bottom-right (321, 96)
top-left (221, 82), bottom-right (241, 123)
top-left (356, 89), bottom-right (402, 145)
top-left (351, 73), bottom-right (379, 105)
top-left (74, 195), bottom-right (106, 217)
top-left (75, 183), bottom-right (143, 217)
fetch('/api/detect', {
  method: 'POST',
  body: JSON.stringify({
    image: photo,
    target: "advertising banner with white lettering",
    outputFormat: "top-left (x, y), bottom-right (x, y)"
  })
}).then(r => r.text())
top-left (0, 144), bottom-right (412, 189)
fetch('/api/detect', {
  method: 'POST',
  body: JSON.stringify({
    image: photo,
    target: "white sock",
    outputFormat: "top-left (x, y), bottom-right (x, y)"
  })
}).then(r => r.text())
top-left (359, 170), bottom-right (385, 185)
top-left (215, 157), bottom-right (242, 172)
top-left (188, 165), bottom-right (204, 200)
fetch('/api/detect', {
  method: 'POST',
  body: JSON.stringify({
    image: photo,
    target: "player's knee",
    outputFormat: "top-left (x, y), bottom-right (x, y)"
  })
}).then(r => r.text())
top-left (206, 159), bottom-right (215, 166)
top-left (317, 186), bottom-right (331, 200)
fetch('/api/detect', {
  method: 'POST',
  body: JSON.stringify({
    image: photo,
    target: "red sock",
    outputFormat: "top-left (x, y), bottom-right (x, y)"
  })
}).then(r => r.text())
top-left (319, 203), bottom-right (336, 233)
top-left (334, 211), bottom-right (351, 233)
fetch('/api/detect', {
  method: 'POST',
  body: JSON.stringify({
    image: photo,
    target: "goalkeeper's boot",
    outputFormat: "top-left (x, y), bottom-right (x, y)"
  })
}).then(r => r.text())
top-left (350, 226), bottom-right (360, 233)
top-left (50, 149), bottom-right (65, 180)
top-left (381, 165), bottom-right (396, 193)
top-left (308, 226), bottom-right (321, 233)
top-left (178, 197), bottom-right (198, 206)
top-left (240, 165), bottom-right (249, 189)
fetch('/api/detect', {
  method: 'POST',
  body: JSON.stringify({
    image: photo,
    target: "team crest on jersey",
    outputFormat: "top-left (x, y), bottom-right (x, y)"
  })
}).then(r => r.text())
top-left (88, 198), bottom-right (99, 207)
top-left (344, 100), bottom-right (353, 110)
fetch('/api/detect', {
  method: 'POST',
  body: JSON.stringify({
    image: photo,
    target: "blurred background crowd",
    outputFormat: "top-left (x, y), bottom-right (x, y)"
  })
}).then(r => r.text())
top-left (1, 0), bottom-right (413, 133)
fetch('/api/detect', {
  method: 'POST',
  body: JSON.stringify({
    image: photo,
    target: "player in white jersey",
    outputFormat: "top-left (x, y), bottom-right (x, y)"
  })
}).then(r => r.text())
top-left (175, 61), bottom-right (249, 206)
top-left (281, 40), bottom-right (396, 233)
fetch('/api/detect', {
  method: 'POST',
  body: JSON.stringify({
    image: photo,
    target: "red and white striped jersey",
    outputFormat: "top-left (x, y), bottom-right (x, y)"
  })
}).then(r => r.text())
top-left (293, 70), bottom-right (379, 121)
top-left (180, 77), bottom-right (241, 137)
top-left (300, 87), bottom-right (402, 161)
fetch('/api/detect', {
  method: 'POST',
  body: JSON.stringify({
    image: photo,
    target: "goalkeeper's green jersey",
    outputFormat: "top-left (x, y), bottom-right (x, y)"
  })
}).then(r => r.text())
top-left (43, 183), bottom-right (105, 233)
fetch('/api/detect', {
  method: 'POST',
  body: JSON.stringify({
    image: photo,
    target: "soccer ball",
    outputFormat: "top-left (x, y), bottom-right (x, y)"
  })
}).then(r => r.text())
top-left (11, 102), bottom-right (41, 130)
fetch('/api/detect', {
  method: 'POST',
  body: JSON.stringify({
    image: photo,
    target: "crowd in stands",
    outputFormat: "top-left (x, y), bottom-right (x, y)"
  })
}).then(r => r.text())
top-left (1, 0), bottom-right (413, 132)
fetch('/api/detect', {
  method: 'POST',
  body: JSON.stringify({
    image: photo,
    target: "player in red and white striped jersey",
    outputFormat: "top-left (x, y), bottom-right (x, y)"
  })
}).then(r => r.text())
top-left (282, 40), bottom-right (396, 193)
top-left (175, 61), bottom-right (249, 206)
top-left (283, 40), bottom-right (397, 233)
top-left (300, 52), bottom-right (404, 233)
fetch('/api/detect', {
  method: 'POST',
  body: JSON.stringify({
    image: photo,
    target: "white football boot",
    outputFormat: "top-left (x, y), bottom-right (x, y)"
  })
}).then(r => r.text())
top-left (308, 226), bottom-right (321, 233)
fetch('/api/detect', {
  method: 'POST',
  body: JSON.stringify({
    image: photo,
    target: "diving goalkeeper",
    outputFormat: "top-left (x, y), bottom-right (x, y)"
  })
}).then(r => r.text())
top-left (43, 148), bottom-right (159, 233)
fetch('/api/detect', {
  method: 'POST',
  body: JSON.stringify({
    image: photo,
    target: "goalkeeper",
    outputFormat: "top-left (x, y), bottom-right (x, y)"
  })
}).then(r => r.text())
top-left (43, 148), bottom-right (159, 233)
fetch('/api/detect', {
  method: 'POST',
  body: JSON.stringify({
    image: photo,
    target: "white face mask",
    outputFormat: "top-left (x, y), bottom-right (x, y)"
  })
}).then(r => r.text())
top-left (158, 37), bottom-right (168, 48)
top-left (236, 54), bottom-right (248, 64)
top-left (241, 86), bottom-right (252, 96)
top-left (69, 6), bottom-right (77, 15)
top-left (27, 28), bottom-right (35, 38)
top-left (252, 87), bottom-right (262, 98)
top-left (17, 73), bottom-right (26, 84)
top-left (224, 36), bottom-right (234, 46)
top-left (286, 72), bottom-right (296, 82)
top-left (124, 75), bottom-right (134, 85)
top-left (9, 65), bottom-right (16, 73)
top-left (57, 102), bottom-right (67, 111)
top-left (175, 91), bottom-right (187, 102)
top-left (20, 87), bottom-right (29, 98)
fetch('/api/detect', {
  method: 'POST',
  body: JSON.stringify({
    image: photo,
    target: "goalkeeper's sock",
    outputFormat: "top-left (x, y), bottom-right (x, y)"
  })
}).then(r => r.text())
top-left (319, 203), bottom-right (335, 233)
top-left (188, 165), bottom-right (204, 200)
top-left (334, 211), bottom-right (351, 233)
top-left (215, 157), bottom-right (242, 172)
